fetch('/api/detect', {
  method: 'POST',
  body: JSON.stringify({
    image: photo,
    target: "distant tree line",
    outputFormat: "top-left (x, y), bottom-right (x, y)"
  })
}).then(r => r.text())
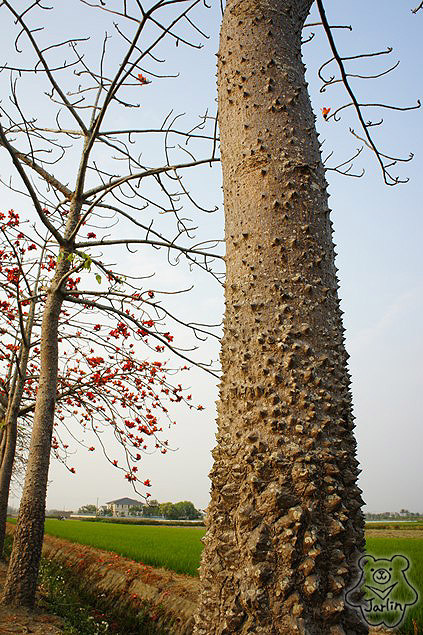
top-left (365, 509), bottom-right (422, 520)
top-left (136, 500), bottom-right (202, 520)
top-left (77, 504), bottom-right (98, 516)
top-left (77, 500), bottom-right (202, 520)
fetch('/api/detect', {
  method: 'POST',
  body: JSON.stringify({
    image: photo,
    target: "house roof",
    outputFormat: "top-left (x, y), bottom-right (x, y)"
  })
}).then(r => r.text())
top-left (106, 497), bottom-right (144, 505)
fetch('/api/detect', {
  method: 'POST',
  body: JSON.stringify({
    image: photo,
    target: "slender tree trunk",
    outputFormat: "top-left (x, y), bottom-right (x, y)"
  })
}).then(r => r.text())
top-left (195, 1), bottom-right (367, 633)
top-left (0, 423), bottom-right (18, 556)
top-left (0, 429), bottom-right (7, 471)
top-left (1, 283), bottom-right (64, 606)
top-left (0, 264), bottom-right (44, 557)
top-left (0, 368), bottom-right (29, 557)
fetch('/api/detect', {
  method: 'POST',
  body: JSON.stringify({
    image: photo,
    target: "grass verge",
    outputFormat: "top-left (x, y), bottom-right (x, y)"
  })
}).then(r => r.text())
top-left (3, 535), bottom-right (168, 635)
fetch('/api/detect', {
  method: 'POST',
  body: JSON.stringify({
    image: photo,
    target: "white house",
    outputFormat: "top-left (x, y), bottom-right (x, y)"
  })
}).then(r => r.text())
top-left (106, 497), bottom-right (144, 517)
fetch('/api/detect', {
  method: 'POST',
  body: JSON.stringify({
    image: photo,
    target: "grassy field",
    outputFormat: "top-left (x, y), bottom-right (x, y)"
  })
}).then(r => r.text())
top-left (41, 518), bottom-right (205, 576)
top-left (366, 521), bottom-right (423, 531)
top-left (366, 533), bottom-right (423, 634)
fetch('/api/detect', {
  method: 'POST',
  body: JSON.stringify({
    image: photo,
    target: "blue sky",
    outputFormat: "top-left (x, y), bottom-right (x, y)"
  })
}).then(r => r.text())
top-left (2, 1), bottom-right (422, 514)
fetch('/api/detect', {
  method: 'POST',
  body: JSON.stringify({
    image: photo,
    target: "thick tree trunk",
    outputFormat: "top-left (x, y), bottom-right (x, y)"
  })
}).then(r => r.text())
top-left (194, 1), bottom-right (367, 634)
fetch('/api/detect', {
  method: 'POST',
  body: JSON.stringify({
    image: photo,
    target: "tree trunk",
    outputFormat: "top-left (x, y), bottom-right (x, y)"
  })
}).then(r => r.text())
top-left (194, 1), bottom-right (367, 633)
top-left (0, 360), bottom-right (31, 556)
top-left (0, 282), bottom-right (41, 557)
top-left (0, 430), bottom-right (7, 477)
top-left (1, 284), bottom-right (64, 606)
top-left (0, 422), bottom-right (18, 556)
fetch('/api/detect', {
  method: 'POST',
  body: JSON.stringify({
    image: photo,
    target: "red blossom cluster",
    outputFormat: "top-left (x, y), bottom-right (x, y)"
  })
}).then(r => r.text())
top-left (109, 322), bottom-right (130, 339)
top-left (0, 209), bottom-right (20, 227)
top-left (0, 211), bottom-right (205, 499)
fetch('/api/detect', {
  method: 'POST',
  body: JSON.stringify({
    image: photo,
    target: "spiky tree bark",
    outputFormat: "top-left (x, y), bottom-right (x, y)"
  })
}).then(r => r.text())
top-left (194, 1), bottom-right (367, 633)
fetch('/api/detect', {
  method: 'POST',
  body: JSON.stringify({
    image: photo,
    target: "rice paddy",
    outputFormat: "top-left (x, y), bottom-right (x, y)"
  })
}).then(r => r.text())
top-left (42, 518), bottom-right (205, 576)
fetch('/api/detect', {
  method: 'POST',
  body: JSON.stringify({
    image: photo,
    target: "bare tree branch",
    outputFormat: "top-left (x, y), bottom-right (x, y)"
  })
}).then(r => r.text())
top-left (316, 0), bottom-right (421, 185)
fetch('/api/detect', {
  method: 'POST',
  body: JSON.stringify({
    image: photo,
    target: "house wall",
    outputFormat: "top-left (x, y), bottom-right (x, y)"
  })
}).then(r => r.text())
top-left (109, 503), bottom-right (130, 517)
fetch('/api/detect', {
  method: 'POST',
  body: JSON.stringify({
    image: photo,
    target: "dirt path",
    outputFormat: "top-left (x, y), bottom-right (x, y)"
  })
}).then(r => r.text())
top-left (0, 562), bottom-right (64, 635)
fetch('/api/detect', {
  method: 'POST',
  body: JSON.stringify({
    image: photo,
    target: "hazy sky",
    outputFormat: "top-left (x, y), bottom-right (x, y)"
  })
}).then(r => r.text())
top-left (2, 0), bottom-right (422, 515)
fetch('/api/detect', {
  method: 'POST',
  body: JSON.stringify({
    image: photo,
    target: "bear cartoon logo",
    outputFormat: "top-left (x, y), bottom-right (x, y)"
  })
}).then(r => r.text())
top-left (346, 554), bottom-right (418, 628)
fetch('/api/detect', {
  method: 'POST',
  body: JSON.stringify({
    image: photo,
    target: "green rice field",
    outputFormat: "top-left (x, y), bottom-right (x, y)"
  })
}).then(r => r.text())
top-left (365, 533), bottom-right (423, 633)
top-left (9, 518), bottom-right (205, 576)
top-left (46, 519), bottom-right (205, 576)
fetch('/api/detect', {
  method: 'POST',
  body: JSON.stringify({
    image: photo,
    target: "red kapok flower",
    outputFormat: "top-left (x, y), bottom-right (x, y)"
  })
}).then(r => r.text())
top-left (322, 107), bottom-right (331, 120)
top-left (137, 73), bottom-right (149, 85)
